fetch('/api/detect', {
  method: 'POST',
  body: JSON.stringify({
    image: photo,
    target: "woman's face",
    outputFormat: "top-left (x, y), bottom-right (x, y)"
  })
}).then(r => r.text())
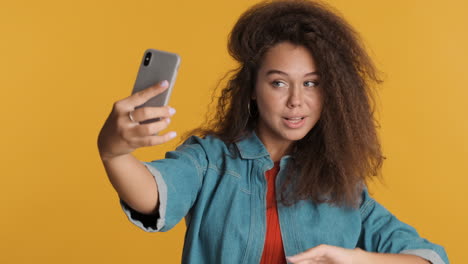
top-left (253, 41), bottom-right (323, 148)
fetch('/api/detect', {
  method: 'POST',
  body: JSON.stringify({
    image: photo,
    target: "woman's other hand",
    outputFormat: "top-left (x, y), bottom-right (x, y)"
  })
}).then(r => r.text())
top-left (286, 244), bottom-right (356, 264)
top-left (286, 244), bottom-right (430, 264)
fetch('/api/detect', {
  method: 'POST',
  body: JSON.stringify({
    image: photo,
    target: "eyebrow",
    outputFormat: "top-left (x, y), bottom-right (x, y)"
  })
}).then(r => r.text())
top-left (265, 69), bottom-right (319, 77)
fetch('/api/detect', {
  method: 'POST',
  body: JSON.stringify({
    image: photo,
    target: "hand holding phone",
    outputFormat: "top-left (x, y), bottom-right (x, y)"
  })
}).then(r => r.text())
top-left (97, 49), bottom-right (180, 160)
top-left (131, 48), bottom-right (180, 124)
top-left (98, 80), bottom-right (177, 160)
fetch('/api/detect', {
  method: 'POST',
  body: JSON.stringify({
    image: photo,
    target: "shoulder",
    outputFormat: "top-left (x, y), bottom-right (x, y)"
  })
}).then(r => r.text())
top-left (358, 187), bottom-right (399, 225)
top-left (358, 187), bottom-right (379, 219)
top-left (177, 134), bottom-right (235, 163)
top-left (181, 134), bottom-right (225, 147)
top-left (180, 134), bottom-right (230, 152)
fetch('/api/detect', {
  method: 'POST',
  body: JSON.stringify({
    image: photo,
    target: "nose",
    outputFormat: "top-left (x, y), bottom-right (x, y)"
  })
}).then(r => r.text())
top-left (287, 86), bottom-right (303, 108)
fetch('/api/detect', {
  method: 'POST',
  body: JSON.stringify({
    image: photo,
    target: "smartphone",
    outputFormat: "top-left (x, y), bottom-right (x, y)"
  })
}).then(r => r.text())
top-left (131, 48), bottom-right (181, 124)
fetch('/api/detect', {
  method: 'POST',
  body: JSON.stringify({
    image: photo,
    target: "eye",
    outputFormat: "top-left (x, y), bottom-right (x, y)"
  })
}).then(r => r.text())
top-left (271, 80), bottom-right (287, 88)
top-left (304, 81), bottom-right (319, 87)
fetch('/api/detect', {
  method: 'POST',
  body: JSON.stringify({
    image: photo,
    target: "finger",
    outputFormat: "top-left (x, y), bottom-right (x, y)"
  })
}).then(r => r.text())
top-left (287, 247), bottom-right (322, 263)
top-left (293, 260), bottom-right (315, 264)
top-left (129, 117), bottom-right (172, 137)
top-left (130, 105), bottom-right (176, 124)
top-left (132, 131), bottom-right (178, 147)
top-left (288, 257), bottom-right (320, 264)
top-left (126, 80), bottom-right (169, 108)
top-left (287, 256), bottom-right (311, 263)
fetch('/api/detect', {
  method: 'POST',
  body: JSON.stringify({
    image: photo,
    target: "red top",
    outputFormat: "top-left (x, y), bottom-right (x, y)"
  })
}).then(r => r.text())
top-left (260, 162), bottom-right (287, 264)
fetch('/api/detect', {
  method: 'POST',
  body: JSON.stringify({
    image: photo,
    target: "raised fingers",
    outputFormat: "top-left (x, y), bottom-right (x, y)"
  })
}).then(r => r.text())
top-left (127, 80), bottom-right (169, 108)
top-left (129, 117), bottom-right (172, 137)
top-left (113, 80), bottom-right (170, 115)
top-left (133, 131), bottom-right (178, 147)
top-left (130, 105), bottom-right (176, 124)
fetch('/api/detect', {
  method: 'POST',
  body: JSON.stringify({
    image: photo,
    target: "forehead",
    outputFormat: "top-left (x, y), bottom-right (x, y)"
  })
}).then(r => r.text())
top-left (259, 42), bottom-right (317, 73)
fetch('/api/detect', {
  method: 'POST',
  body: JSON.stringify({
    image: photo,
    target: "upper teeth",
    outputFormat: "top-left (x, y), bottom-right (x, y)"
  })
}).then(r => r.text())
top-left (287, 117), bottom-right (302, 120)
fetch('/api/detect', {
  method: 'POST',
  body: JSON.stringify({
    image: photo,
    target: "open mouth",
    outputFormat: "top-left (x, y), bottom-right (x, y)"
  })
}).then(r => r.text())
top-left (283, 117), bottom-right (305, 123)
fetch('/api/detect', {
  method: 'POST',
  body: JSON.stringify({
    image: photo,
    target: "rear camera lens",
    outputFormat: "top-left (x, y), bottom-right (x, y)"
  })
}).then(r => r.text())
top-left (143, 52), bottom-right (152, 66)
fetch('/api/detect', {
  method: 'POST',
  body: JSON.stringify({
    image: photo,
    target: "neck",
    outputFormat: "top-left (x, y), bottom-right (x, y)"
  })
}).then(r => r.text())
top-left (255, 127), bottom-right (293, 162)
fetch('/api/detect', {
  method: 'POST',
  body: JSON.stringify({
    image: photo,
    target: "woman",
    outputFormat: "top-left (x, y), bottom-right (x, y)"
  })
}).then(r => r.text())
top-left (97, 0), bottom-right (448, 263)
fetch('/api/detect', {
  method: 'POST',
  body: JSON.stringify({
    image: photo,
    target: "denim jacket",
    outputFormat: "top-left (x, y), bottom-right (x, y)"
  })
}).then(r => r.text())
top-left (120, 132), bottom-right (449, 264)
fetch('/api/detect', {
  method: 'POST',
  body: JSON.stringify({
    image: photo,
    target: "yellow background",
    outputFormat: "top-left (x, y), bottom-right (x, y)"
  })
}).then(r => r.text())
top-left (1, 0), bottom-right (466, 263)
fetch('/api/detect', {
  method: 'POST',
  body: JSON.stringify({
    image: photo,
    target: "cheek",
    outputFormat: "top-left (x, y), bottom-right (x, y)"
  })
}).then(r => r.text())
top-left (256, 99), bottom-right (273, 118)
top-left (305, 91), bottom-right (324, 111)
top-left (312, 98), bottom-right (323, 112)
top-left (256, 93), bottom-right (282, 116)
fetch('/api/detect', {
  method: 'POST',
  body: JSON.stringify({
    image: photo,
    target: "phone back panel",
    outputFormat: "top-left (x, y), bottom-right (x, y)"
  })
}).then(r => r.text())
top-left (131, 49), bottom-right (180, 109)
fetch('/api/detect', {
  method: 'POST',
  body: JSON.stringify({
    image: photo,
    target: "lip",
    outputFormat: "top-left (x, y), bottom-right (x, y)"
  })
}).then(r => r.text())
top-left (282, 117), bottom-right (306, 129)
top-left (283, 116), bottom-right (305, 119)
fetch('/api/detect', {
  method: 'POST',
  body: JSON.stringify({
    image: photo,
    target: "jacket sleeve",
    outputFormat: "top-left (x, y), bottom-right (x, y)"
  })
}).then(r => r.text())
top-left (358, 189), bottom-right (449, 264)
top-left (120, 136), bottom-right (208, 232)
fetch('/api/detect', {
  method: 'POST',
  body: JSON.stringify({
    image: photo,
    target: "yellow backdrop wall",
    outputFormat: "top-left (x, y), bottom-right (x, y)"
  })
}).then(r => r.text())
top-left (0, 0), bottom-right (466, 263)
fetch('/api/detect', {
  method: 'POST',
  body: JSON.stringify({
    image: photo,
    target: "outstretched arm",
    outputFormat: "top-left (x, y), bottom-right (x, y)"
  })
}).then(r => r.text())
top-left (98, 80), bottom-right (176, 214)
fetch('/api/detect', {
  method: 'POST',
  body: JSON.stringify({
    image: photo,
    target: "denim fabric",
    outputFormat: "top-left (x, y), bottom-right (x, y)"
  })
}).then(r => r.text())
top-left (120, 132), bottom-right (449, 264)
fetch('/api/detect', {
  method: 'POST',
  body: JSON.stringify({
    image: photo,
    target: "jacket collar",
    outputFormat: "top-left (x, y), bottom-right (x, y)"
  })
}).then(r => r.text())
top-left (234, 131), bottom-right (271, 159)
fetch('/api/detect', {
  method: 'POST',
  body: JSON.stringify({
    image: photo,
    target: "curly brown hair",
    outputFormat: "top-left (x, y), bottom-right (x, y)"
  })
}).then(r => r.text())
top-left (188, 0), bottom-right (385, 208)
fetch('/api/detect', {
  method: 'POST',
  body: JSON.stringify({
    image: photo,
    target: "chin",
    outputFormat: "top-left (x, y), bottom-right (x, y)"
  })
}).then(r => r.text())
top-left (283, 129), bottom-right (309, 141)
